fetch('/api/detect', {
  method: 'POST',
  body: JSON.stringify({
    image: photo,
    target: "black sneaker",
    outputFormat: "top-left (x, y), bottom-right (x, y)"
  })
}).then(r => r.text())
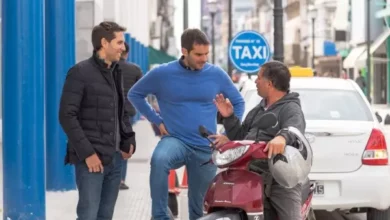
top-left (119, 182), bottom-right (129, 190)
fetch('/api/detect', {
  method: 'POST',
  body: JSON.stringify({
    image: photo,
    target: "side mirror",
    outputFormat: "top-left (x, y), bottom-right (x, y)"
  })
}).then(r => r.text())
top-left (375, 112), bottom-right (383, 123)
top-left (199, 125), bottom-right (212, 138)
top-left (384, 114), bottom-right (390, 125)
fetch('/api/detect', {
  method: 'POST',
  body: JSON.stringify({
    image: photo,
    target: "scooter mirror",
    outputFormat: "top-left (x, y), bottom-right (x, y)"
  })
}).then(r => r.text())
top-left (199, 126), bottom-right (222, 153)
top-left (199, 125), bottom-right (212, 138)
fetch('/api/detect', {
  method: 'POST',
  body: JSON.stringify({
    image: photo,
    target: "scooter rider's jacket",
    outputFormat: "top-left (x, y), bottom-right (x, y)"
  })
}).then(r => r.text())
top-left (222, 92), bottom-right (306, 171)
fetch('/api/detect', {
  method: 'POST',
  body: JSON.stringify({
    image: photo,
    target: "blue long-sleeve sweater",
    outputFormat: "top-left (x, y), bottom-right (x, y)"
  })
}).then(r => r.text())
top-left (128, 60), bottom-right (245, 149)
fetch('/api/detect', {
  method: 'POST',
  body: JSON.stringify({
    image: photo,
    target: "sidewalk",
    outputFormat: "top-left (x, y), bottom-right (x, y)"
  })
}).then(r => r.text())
top-left (0, 120), bottom-right (188, 220)
top-left (372, 104), bottom-right (390, 117)
top-left (46, 161), bottom-right (153, 219)
top-left (46, 121), bottom-right (159, 219)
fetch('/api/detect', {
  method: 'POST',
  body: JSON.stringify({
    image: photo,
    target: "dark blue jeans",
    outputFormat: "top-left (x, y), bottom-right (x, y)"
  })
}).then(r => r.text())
top-left (121, 117), bottom-right (136, 181)
top-left (121, 159), bottom-right (127, 181)
top-left (150, 136), bottom-right (217, 220)
top-left (75, 152), bottom-right (122, 220)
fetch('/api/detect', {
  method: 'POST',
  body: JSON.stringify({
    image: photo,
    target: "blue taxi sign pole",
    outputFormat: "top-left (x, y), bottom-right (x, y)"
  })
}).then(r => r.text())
top-left (228, 30), bottom-right (271, 74)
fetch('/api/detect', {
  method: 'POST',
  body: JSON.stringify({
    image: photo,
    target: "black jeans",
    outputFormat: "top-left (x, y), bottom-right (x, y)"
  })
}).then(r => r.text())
top-left (75, 152), bottom-right (122, 220)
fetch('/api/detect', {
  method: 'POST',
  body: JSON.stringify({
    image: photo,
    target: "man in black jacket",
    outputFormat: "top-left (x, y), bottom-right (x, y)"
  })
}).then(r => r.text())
top-left (118, 42), bottom-right (142, 190)
top-left (119, 42), bottom-right (142, 120)
top-left (59, 21), bottom-right (136, 220)
top-left (212, 61), bottom-right (305, 220)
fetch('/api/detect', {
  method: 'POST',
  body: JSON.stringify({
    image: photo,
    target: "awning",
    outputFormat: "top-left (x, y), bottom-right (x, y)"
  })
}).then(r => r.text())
top-left (357, 28), bottom-right (390, 66)
top-left (343, 45), bottom-right (366, 69)
top-left (338, 49), bottom-right (350, 58)
top-left (148, 46), bottom-right (177, 65)
top-left (376, 7), bottom-right (390, 18)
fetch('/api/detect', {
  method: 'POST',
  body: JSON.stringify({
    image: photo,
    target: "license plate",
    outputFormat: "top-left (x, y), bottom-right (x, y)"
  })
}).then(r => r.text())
top-left (311, 181), bottom-right (325, 196)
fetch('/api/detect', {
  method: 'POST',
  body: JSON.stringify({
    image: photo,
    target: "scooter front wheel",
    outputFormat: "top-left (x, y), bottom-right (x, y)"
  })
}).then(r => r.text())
top-left (197, 209), bottom-right (246, 220)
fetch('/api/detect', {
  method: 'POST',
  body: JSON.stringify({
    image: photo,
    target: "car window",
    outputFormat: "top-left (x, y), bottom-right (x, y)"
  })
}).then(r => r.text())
top-left (245, 89), bottom-right (373, 121)
top-left (296, 89), bottom-right (373, 121)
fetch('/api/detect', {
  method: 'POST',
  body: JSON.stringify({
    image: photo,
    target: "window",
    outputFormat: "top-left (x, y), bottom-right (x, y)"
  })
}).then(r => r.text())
top-left (296, 89), bottom-right (373, 121)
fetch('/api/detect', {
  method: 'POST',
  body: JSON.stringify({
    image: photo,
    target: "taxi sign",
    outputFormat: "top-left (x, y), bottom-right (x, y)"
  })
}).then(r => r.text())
top-left (289, 66), bottom-right (314, 77)
top-left (229, 30), bottom-right (271, 73)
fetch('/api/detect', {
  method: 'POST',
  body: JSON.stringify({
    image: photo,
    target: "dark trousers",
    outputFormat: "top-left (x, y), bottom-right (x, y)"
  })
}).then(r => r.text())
top-left (121, 159), bottom-right (127, 181)
top-left (75, 152), bottom-right (122, 220)
top-left (121, 117), bottom-right (135, 182)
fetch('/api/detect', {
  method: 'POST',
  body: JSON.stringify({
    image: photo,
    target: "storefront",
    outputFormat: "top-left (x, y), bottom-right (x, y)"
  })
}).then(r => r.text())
top-left (356, 28), bottom-right (390, 104)
top-left (375, 6), bottom-right (390, 105)
top-left (343, 45), bottom-right (366, 79)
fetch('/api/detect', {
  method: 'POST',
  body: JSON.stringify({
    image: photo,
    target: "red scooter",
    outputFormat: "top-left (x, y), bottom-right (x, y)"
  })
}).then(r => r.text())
top-left (198, 112), bottom-right (316, 220)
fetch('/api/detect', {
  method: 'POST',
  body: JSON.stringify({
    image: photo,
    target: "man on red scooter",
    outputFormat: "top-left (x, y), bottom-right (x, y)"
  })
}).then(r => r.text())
top-left (212, 60), bottom-right (306, 220)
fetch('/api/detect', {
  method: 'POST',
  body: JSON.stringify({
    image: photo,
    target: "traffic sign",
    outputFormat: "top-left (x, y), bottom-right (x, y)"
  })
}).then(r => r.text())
top-left (228, 30), bottom-right (271, 73)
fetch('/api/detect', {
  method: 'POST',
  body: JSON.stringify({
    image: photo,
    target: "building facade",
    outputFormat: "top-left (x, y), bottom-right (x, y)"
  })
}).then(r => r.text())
top-left (201, 0), bottom-right (256, 71)
top-left (75, 0), bottom-right (177, 73)
top-left (344, 0), bottom-right (388, 104)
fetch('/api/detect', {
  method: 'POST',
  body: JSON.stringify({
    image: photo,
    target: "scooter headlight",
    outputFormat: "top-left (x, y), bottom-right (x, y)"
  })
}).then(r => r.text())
top-left (212, 145), bottom-right (250, 166)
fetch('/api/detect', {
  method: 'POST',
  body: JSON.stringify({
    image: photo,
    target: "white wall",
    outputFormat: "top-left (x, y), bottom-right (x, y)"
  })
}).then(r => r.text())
top-left (174, 0), bottom-right (201, 54)
top-left (76, 0), bottom-right (103, 62)
top-left (332, 0), bottom-right (349, 31)
top-left (188, 0), bottom-right (201, 28)
top-left (174, 0), bottom-right (183, 52)
top-left (103, 0), bottom-right (150, 46)
top-left (77, 0), bottom-right (183, 60)
top-left (351, 0), bottom-right (383, 45)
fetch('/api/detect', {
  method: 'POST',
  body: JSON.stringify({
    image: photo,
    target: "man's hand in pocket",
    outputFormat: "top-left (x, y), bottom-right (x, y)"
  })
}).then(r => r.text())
top-left (121, 144), bottom-right (135, 160)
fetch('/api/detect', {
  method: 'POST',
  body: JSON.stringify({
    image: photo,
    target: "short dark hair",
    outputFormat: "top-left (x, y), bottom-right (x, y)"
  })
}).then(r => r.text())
top-left (181, 28), bottom-right (210, 52)
top-left (124, 42), bottom-right (129, 53)
top-left (261, 61), bottom-right (291, 92)
top-left (91, 21), bottom-right (126, 51)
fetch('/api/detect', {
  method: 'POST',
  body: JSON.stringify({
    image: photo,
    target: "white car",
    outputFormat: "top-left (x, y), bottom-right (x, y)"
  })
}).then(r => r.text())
top-left (240, 77), bottom-right (390, 219)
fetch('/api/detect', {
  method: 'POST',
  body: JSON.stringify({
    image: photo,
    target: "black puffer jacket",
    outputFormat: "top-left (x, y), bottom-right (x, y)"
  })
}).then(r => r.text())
top-left (118, 59), bottom-right (142, 117)
top-left (59, 53), bottom-right (136, 166)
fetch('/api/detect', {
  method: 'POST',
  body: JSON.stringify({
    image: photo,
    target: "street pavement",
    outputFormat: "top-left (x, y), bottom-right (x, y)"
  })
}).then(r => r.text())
top-left (0, 115), bottom-right (383, 219)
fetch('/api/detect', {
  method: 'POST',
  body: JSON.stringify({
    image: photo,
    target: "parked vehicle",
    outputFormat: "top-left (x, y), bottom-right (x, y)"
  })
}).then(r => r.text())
top-left (198, 112), bottom-right (316, 220)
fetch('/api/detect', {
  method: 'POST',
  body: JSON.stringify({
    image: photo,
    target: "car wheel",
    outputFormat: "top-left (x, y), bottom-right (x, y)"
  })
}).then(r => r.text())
top-left (367, 207), bottom-right (390, 220)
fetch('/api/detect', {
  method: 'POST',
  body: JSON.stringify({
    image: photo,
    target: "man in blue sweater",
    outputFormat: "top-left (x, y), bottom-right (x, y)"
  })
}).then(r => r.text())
top-left (128, 29), bottom-right (245, 220)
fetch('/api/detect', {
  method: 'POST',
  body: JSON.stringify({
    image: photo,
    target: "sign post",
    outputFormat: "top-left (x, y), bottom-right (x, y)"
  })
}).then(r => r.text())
top-left (228, 30), bottom-right (271, 74)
